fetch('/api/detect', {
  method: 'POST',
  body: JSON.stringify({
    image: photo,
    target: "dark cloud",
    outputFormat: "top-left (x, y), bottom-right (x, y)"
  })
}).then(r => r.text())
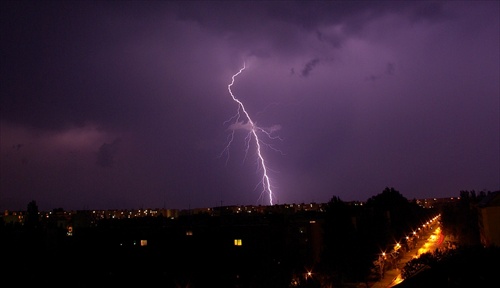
top-left (301, 58), bottom-right (321, 77)
top-left (386, 62), bottom-right (395, 75)
top-left (1, 1), bottom-right (498, 211)
top-left (316, 29), bottom-right (344, 48)
top-left (96, 138), bottom-right (122, 168)
top-left (12, 144), bottom-right (23, 151)
top-left (364, 62), bottom-right (395, 81)
top-left (410, 1), bottom-right (447, 23)
top-left (366, 75), bottom-right (380, 82)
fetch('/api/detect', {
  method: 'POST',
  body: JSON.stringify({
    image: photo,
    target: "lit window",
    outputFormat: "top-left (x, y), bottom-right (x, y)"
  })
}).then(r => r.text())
top-left (234, 239), bottom-right (242, 246)
top-left (140, 240), bottom-right (147, 246)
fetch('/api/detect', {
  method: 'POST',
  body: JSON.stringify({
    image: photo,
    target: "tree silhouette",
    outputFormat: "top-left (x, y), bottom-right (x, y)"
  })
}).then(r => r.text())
top-left (441, 190), bottom-right (482, 246)
top-left (25, 200), bottom-right (40, 229)
top-left (365, 187), bottom-right (428, 249)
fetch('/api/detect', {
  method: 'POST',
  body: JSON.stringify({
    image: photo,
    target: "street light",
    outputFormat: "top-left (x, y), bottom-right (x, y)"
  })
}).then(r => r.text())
top-left (304, 268), bottom-right (313, 280)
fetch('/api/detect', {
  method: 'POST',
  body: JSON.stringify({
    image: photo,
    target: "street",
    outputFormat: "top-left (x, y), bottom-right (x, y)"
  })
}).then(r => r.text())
top-left (371, 216), bottom-right (444, 288)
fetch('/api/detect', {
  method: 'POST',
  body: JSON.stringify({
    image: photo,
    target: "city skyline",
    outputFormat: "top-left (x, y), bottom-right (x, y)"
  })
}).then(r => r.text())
top-left (3, 188), bottom-right (471, 213)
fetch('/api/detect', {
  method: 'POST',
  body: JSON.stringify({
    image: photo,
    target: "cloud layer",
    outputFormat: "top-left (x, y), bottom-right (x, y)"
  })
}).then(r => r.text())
top-left (1, 1), bottom-right (498, 211)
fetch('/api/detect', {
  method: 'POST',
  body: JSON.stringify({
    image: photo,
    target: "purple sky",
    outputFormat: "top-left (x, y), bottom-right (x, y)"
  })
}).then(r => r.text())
top-left (1, 1), bottom-right (499, 211)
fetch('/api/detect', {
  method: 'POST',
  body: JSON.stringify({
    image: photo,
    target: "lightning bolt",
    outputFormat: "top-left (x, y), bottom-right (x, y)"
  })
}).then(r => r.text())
top-left (222, 62), bottom-right (280, 206)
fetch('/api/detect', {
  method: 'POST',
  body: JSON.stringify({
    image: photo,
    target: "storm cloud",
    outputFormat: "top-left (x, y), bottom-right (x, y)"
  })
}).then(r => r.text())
top-left (1, 1), bottom-right (498, 211)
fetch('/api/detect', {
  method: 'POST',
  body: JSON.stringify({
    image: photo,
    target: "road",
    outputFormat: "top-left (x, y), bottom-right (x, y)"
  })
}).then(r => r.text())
top-left (371, 220), bottom-right (445, 288)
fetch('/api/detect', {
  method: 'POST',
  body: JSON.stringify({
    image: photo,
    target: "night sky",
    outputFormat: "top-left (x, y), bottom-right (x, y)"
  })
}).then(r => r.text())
top-left (1, 1), bottom-right (499, 211)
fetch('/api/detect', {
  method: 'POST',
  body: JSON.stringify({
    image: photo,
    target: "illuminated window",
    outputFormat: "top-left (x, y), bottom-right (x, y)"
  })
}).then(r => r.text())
top-left (234, 239), bottom-right (242, 246)
top-left (140, 240), bottom-right (147, 246)
top-left (186, 230), bottom-right (193, 236)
